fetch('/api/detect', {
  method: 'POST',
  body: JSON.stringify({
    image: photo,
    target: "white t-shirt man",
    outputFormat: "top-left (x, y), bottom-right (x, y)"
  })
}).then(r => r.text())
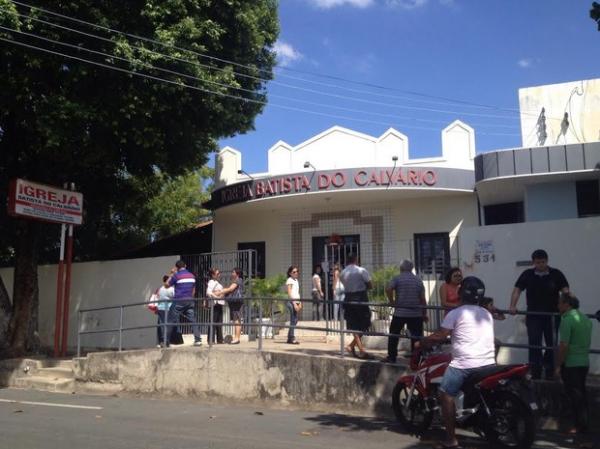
top-left (441, 304), bottom-right (496, 369)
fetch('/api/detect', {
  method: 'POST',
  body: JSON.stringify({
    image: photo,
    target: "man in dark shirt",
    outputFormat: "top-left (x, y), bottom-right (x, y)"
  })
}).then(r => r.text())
top-left (510, 249), bottom-right (569, 379)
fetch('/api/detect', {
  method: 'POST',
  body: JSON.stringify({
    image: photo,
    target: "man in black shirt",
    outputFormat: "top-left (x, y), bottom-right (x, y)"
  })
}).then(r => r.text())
top-left (510, 249), bottom-right (569, 379)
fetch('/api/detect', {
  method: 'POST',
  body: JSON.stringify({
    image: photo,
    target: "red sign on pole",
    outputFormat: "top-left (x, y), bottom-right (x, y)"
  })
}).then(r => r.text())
top-left (8, 178), bottom-right (83, 225)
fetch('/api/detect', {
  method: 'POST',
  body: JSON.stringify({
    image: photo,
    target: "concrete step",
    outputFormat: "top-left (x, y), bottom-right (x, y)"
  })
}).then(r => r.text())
top-left (34, 367), bottom-right (73, 380)
top-left (42, 359), bottom-right (73, 369)
top-left (14, 376), bottom-right (75, 393)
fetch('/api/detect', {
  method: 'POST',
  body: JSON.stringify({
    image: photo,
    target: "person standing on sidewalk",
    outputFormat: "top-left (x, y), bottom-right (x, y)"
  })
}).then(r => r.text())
top-left (206, 268), bottom-right (224, 344)
top-left (166, 260), bottom-right (202, 346)
top-left (156, 275), bottom-right (174, 347)
top-left (555, 294), bottom-right (592, 435)
top-left (311, 265), bottom-right (324, 321)
top-left (510, 249), bottom-right (569, 379)
top-left (382, 259), bottom-right (428, 363)
top-left (340, 254), bottom-right (372, 359)
top-left (286, 266), bottom-right (301, 345)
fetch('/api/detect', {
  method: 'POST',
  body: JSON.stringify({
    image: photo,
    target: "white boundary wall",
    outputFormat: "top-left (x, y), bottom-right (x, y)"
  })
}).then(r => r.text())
top-left (0, 256), bottom-right (176, 351)
top-left (459, 216), bottom-right (600, 374)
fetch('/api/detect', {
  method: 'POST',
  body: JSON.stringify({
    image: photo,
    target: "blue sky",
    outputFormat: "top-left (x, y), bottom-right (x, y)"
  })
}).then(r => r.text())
top-left (218, 0), bottom-right (599, 173)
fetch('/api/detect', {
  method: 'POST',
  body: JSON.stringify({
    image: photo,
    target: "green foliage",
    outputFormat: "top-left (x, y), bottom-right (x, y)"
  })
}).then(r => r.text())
top-left (370, 265), bottom-right (398, 320)
top-left (370, 265), bottom-right (398, 303)
top-left (0, 0), bottom-right (279, 353)
top-left (144, 167), bottom-right (214, 240)
top-left (0, 0), bottom-right (279, 262)
top-left (250, 274), bottom-right (288, 315)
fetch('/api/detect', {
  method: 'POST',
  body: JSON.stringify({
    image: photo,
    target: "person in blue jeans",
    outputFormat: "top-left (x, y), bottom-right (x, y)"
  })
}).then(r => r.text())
top-left (510, 249), bottom-right (569, 379)
top-left (166, 260), bottom-right (202, 346)
top-left (285, 265), bottom-right (301, 344)
top-left (156, 275), bottom-right (174, 347)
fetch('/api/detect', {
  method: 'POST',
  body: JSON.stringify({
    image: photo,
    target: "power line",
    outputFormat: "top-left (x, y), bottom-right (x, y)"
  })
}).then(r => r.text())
top-left (9, 0), bottom-right (555, 121)
top-left (0, 6), bottom-right (524, 122)
top-left (0, 24), bottom-right (519, 130)
top-left (0, 34), bottom-right (520, 136)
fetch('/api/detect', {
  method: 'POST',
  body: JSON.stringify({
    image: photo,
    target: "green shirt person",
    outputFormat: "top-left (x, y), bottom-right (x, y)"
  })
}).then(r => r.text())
top-left (555, 294), bottom-right (592, 434)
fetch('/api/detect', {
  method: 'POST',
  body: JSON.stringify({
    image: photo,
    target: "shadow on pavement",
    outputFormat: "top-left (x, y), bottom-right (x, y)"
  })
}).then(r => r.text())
top-left (304, 413), bottom-right (600, 449)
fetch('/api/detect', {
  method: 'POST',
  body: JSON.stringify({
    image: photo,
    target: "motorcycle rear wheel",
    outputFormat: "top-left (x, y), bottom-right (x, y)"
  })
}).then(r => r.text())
top-left (484, 391), bottom-right (535, 449)
top-left (392, 382), bottom-right (433, 435)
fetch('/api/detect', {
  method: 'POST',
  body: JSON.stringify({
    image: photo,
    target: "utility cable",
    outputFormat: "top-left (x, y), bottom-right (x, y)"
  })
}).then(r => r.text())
top-left (8, 0), bottom-right (557, 121)
top-left (0, 34), bottom-right (520, 136)
top-left (0, 6), bottom-right (523, 121)
top-left (0, 24), bottom-right (519, 130)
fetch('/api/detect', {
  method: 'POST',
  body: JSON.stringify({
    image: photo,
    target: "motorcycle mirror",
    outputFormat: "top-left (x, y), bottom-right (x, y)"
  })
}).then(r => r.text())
top-left (596, 310), bottom-right (600, 323)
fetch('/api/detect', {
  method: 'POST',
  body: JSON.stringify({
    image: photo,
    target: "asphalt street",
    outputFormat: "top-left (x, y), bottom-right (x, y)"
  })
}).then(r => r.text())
top-left (0, 388), bottom-right (594, 449)
top-left (0, 388), bottom-right (422, 449)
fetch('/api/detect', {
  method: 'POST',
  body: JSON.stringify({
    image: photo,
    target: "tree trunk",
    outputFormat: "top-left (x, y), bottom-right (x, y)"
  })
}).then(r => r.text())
top-left (0, 272), bottom-right (13, 353)
top-left (5, 220), bottom-right (40, 357)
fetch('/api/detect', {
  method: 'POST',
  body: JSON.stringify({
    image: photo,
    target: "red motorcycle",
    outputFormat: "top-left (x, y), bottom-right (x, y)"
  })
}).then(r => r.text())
top-left (392, 345), bottom-right (537, 448)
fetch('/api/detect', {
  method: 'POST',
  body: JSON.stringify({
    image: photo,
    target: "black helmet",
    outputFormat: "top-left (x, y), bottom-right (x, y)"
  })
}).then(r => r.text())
top-left (460, 276), bottom-right (485, 304)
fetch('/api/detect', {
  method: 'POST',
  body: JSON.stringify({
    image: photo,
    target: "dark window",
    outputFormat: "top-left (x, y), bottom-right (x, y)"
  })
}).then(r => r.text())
top-left (414, 233), bottom-right (450, 275)
top-left (576, 180), bottom-right (600, 217)
top-left (237, 242), bottom-right (266, 278)
top-left (483, 202), bottom-right (524, 225)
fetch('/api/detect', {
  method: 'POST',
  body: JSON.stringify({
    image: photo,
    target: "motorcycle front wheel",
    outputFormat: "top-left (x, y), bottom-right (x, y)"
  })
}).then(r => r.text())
top-left (484, 391), bottom-right (536, 449)
top-left (392, 382), bottom-right (433, 435)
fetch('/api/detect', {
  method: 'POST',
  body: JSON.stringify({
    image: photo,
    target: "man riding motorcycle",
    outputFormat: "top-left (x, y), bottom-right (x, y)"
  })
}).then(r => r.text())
top-left (418, 276), bottom-right (496, 449)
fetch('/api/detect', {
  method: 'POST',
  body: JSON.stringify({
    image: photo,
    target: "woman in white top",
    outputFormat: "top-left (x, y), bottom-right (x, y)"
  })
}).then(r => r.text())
top-left (332, 263), bottom-right (344, 320)
top-left (286, 265), bottom-right (301, 344)
top-left (206, 268), bottom-right (224, 344)
top-left (311, 265), bottom-right (324, 321)
top-left (157, 275), bottom-right (174, 347)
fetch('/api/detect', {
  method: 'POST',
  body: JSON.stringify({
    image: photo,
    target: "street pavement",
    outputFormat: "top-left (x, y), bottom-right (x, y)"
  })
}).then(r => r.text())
top-left (0, 388), bottom-right (595, 449)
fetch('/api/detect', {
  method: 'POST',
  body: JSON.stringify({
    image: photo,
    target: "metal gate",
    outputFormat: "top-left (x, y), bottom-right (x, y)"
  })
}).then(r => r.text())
top-left (179, 250), bottom-right (257, 339)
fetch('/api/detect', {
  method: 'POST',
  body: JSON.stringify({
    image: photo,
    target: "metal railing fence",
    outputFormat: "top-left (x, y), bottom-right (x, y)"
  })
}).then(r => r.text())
top-left (76, 296), bottom-right (600, 359)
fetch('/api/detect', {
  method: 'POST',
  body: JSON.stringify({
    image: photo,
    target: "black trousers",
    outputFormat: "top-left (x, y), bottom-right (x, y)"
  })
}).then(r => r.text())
top-left (561, 365), bottom-right (589, 432)
top-left (526, 315), bottom-right (559, 378)
top-left (208, 304), bottom-right (223, 343)
top-left (387, 316), bottom-right (423, 360)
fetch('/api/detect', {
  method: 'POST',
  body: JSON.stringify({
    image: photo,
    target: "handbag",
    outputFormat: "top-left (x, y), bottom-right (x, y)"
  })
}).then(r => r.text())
top-left (146, 290), bottom-right (159, 313)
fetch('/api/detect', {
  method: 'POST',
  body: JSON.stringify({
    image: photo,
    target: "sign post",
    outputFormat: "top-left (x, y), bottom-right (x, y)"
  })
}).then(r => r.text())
top-left (8, 178), bottom-right (83, 357)
top-left (53, 223), bottom-right (66, 357)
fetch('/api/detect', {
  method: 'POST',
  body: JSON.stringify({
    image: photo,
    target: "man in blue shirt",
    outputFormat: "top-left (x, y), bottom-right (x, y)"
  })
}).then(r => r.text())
top-left (166, 260), bottom-right (202, 346)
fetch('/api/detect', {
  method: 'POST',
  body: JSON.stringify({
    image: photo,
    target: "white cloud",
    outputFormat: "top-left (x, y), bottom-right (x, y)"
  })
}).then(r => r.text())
top-left (386, 0), bottom-right (428, 9)
top-left (309, 0), bottom-right (374, 9)
top-left (273, 41), bottom-right (304, 67)
top-left (518, 58), bottom-right (533, 68)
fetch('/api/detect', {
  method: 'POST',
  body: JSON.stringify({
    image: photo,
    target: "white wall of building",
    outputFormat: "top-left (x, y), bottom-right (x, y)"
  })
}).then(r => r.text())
top-left (459, 216), bottom-right (600, 374)
top-left (217, 123), bottom-right (476, 186)
top-left (0, 256), bottom-right (176, 351)
top-left (525, 181), bottom-right (578, 222)
top-left (519, 78), bottom-right (600, 147)
top-left (213, 195), bottom-right (477, 295)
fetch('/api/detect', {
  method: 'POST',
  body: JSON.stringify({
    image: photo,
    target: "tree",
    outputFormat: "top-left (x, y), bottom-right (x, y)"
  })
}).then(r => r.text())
top-left (0, 0), bottom-right (278, 355)
top-left (142, 167), bottom-right (214, 241)
top-left (592, 2), bottom-right (600, 30)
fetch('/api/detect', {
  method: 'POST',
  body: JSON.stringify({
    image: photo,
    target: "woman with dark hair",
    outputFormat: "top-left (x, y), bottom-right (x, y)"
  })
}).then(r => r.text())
top-left (440, 267), bottom-right (462, 315)
top-left (285, 265), bottom-right (301, 344)
top-left (221, 268), bottom-right (244, 344)
top-left (206, 268), bottom-right (224, 344)
top-left (332, 263), bottom-right (344, 320)
top-left (311, 265), bottom-right (324, 321)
